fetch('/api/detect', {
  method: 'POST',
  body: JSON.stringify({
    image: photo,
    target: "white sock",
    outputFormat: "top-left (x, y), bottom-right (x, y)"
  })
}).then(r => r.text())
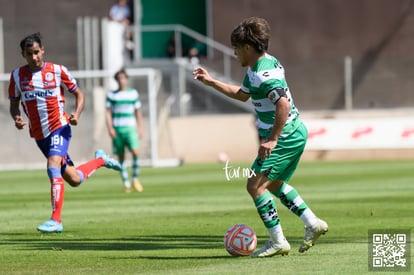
top-left (123, 180), bottom-right (131, 188)
top-left (268, 224), bottom-right (286, 244)
top-left (300, 208), bottom-right (318, 228)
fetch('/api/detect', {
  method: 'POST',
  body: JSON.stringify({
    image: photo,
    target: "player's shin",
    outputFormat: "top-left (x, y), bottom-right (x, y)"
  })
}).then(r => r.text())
top-left (254, 191), bottom-right (285, 243)
top-left (47, 167), bottom-right (65, 223)
top-left (273, 182), bottom-right (318, 227)
top-left (75, 158), bottom-right (104, 181)
top-left (132, 156), bottom-right (140, 178)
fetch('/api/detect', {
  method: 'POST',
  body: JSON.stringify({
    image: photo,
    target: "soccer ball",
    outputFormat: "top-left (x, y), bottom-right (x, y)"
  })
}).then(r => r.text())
top-left (224, 224), bottom-right (257, 256)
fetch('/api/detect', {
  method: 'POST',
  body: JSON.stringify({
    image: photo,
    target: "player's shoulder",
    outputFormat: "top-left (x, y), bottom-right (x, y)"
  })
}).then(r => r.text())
top-left (257, 53), bottom-right (281, 69)
top-left (126, 87), bottom-right (138, 93)
top-left (12, 64), bottom-right (29, 73)
top-left (107, 90), bottom-right (119, 96)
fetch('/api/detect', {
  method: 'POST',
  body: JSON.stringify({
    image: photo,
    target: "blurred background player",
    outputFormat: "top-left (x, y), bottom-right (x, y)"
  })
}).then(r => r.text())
top-left (8, 32), bottom-right (122, 233)
top-left (193, 17), bottom-right (328, 257)
top-left (105, 68), bottom-right (144, 193)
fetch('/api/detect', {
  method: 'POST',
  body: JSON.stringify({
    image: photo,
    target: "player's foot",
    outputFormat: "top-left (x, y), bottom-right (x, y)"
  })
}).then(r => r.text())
top-left (133, 178), bottom-right (143, 192)
top-left (250, 238), bottom-right (290, 258)
top-left (299, 218), bottom-right (328, 253)
top-left (37, 219), bottom-right (63, 233)
top-left (95, 149), bottom-right (122, 171)
top-left (123, 181), bottom-right (131, 193)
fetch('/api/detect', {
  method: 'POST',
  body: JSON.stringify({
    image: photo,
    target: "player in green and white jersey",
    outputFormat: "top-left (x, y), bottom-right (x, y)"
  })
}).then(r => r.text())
top-left (106, 68), bottom-right (144, 193)
top-left (193, 17), bottom-right (328, 257)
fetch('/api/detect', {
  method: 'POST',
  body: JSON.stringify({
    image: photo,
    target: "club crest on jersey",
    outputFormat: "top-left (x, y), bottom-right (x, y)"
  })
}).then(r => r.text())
top-left (45, 72), bottom-right (54, 81)
top-left (268, 90), bottom-right (276, 100)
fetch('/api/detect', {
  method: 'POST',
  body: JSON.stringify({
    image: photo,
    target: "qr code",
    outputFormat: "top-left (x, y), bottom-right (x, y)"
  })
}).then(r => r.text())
top-left (369, 230), bottom-right (411, 272)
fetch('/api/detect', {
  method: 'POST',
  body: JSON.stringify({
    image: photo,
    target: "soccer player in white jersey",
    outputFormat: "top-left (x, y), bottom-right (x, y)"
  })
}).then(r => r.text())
top-left (193, 17), bottom-right (328, 257)
top-left (105, 69), bottom-right (144, 193)
top-left (8, 32), bottom-right (122, 233)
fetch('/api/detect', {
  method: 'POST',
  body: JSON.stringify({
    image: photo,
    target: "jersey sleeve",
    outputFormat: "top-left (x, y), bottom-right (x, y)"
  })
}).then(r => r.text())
top-left (8, 69), bottom-right (20, 101)
top-left (105, 92), bottom-right (113, 108)
top-left (240, 76), bottom-right (251, 94)
top-left (262, 79), bottom-right (286, 104)
top-left (60, 65), bottom-right (78, 92)
top-left (134, 90), bottom-right (142, 109)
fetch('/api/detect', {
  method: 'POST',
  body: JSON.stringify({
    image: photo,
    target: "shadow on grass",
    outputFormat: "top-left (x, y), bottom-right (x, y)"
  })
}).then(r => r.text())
top-left (0, 234), bottom-right (226, 251)
top-left (1, 232), bottom-right (363, 254)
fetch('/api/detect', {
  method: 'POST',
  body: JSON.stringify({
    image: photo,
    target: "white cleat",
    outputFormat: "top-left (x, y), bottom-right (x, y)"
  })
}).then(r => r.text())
top-left (299, 218), bottom-right (328, 253)
top-left (251, 238), bottom-right (291, 258)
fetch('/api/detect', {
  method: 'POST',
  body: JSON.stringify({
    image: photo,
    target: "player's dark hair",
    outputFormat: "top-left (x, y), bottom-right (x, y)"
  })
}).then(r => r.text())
top-left (114, 68), bottom-right (128, 81)
top-left (230, 17), bottom-right (270, 53)
top-left (20, 32), bottom-right (43, 51)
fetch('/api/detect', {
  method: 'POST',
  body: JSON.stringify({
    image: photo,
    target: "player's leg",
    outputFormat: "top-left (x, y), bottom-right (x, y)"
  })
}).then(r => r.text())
top-left (130, 148), bottom-right (143, 192)
top-left (127, 128), bottom-right (143, 192)
top-left (35, 128), bottom-right (68, 233)
top-left (59, 126), bottom-right (120, 187)
top-left (46, 123), bottom-right (120, 187)
top-left (248, 161), bottom-right (290, 257)
top-left (62, 149), bottom-right (122, 187)
top-left (113, 129), bottom-right (131, 192)
top-left (268, 122), bottom-right (328, 252)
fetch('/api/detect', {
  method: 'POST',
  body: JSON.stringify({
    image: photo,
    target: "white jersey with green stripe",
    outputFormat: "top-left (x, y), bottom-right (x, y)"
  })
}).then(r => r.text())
top-left (240, 53), bottom-right (300, 138)
top-left (106, 87), bottom-right (142, 128)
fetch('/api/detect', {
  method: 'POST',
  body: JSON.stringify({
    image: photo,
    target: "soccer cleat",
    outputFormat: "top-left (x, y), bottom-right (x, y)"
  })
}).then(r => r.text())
top-left (37, 219), bottom-right (63, 233)
top-left (250, 238), bottom-right (290, 258)
top-left (95, 149), bottom-right (122, 171)
top-left (123, 180), bottom-right (132, 193)
top-left (299, 218), bottom-right (328, 253)
top-left (132, 178), bottom-right (143, 192)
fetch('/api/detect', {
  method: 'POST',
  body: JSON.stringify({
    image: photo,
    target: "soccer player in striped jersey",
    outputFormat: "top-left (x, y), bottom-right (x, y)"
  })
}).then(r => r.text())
top-left (105, 68), bottom-right (144, 193)
top-left (193, 17), bottom-right (328, 257)
top-left (8, 32), bottom-right (122, 233)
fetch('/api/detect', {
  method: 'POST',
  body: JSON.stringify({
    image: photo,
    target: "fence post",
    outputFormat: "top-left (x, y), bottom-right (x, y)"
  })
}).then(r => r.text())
top-left (0, 17), bottom-right (5, 102)
top-left (344, 56), bottom-right (353, 110)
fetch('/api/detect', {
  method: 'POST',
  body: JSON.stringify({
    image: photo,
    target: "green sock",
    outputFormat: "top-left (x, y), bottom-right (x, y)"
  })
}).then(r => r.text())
top-left (254, 191), bottom-right (280, 229)
top-left (273, 182), bottom-right (308, 217)
top-left (120, 161), bottom-right (129, 183)
top-left (132, 157), bottom-right (140, 178)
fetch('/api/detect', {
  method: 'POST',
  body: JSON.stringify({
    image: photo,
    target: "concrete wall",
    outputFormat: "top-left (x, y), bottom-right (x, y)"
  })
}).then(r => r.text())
top-left (0, 0), bottom-right (114, 72)
top-left (166, 112), bottom-right (414, 164)
top-left (210, 0), bottom-right (414, 110)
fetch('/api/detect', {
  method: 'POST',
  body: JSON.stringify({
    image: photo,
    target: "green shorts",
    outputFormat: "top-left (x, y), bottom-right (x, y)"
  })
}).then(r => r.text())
top-left (251, 121), bottom-right (307, 181)
top-left (112, 127), bottom-right (140, 155)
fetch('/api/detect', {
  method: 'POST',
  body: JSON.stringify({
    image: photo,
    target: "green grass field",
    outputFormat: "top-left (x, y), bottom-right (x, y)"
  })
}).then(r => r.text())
top-left (0, 160), bottom-right (413, 274)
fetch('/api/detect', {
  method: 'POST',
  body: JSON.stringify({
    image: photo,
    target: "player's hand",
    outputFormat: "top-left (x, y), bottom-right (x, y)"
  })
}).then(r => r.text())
top-left (193, 67), bottom-right (213, 86)
top-left (138, 128), bottom-right (144, 139)
top-left (14, 116), bottom-right (26, 130)
top-left (258, 139), bottom-right (277, 161)
top-left (109, 128), bottom-right (117, 139)
top-left (69, 113), bottom-right (79, 126)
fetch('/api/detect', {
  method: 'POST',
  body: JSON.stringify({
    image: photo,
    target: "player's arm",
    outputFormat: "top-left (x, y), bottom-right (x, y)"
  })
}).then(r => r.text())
top-left (69, 87), bottom-right (85, 126)
top-left (135, 108), bottom-right (144, 139)
top-left (193, 67), bottom-right (250, 102)
top-left (9, 99), bottom-right (26, 130)
top-left (269, 97), bottom-right (290, 141)
top-left (258, 88), bottom-right (290, 160)
top-left (105, 107), bottom-right (116, 139)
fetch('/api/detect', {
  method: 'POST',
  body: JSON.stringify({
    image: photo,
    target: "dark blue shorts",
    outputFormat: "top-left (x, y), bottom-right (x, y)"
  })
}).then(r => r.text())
top-left (36, 124), bottom-right (74, 166)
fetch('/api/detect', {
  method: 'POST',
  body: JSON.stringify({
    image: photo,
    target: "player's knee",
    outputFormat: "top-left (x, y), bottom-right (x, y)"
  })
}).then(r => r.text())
top-left (246, 178), bottom-right (259, 197)
top-left (62, 169), bottom-right (81, 187)
top-left (67, 179), bottom-right (81, 187)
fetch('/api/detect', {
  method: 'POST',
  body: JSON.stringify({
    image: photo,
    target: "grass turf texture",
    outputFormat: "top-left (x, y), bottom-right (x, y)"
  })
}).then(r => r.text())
top-left (0, 160), bottom-right (413, 274)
